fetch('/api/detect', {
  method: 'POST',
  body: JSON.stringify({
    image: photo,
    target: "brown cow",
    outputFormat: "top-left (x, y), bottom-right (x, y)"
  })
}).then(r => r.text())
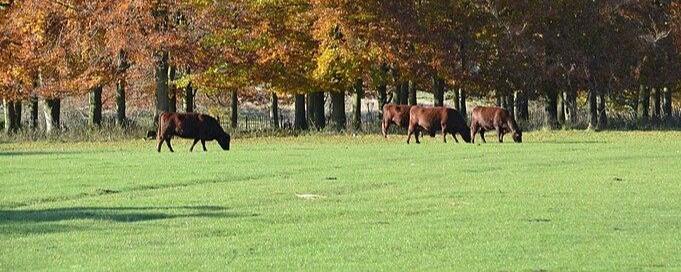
top-left (157, 112), bottom-right (231, 152)
top-left (381, 104), bottom-right (413, 138)
top-left (407, 106), bottom-right (471, 144)
top-left (470, 106), bottom-right (522, 143)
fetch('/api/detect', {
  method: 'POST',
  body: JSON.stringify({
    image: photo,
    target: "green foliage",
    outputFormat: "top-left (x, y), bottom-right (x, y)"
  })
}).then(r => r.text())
top-left (312, 46), bottom-right (361, 90)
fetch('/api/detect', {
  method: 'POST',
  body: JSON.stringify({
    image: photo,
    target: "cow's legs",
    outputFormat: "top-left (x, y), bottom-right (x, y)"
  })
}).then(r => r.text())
top-left (381, 119), bottom-right (389, 138)
top-left (165, 138), bottom-right (175, 152)
top-left (190, 139), bottom-right (200, 152)
top-left (452, 132), bottom-right (459, 143)
top-left (470, 124), bottom-right (477, 144)
top-left (201, 140), bottom-right (207, 151)
top-left (441, 124), bottom-right (448, 143)
top-left (407, 124), bottom-right (415, 144)
top-left (414, 126), bottom-right (421, 144)
top-left (157, 137), bottom-right (164, 152)
top-left (480, 130), bottom-right (487, 143)
top-left (497, 127), bottom-right (504, 143)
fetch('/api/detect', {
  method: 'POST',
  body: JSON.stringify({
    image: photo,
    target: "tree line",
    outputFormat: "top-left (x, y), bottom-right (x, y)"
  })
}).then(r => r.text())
top-left (1, 0), bottom-right (680, 135)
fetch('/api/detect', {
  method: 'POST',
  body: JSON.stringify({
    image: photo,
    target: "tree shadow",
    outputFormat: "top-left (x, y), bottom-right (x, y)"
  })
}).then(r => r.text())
top-left (0, 205), bottom-right (256, 225)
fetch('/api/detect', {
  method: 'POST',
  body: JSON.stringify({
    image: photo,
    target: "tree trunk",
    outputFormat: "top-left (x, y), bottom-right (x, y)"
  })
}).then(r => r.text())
top-left (294, 94), bottom-right (308, 130)
top-left (408, 80), bottom-right (417, 106)
top-left (330, 91), bottom-right (346, 131)
top-left (377, 63), bottom-right (389, 113)
top-left (651, 87), bottom-right (661, 123)
top-left (544, 82), bottom-right (558, 129)
top-left (557, 90), bottom-right (565, 126)
top-left (637, 84), bottom-right (650, 125)
top-left (432, 76), bottom-right (444, 107)
top-left (452, 89), bottom-right (460, 111)
top-left (168, 65), bottom-right (177, 113)
top-left (662, 87), bottom-right (672, 119)
top-left (3, 99), bottom-right (16, 133)
top-left (544, 85), bottom-right (559, 129)
top-left (89, 86), bottom-right (103, 127)
top-left (116, 50), bottom-right (127, 126)
top-left (184, 83), bottom-right (194, 113)
top-left (563, 88), bottom-right (577, 128)
top-left (377, 83), bottom-right (388, 114)
top-left (116, 78), bottom-right (126, 126)
top-left (588, 89), bottom-right (598, 130)
top-left (500, 93), bottom-right (513, 113)
top-left (13, 101), bottom-right (22, 129)
top-left (505, 95), bottom-right (514, 115)
top-left (184, 67), bottom-right (195, 113)
top-left (309, 92), bottom-right (325, 130)
top-left (496, 91), bottom-right (503, 107)
top-left (29, 95), bottom-right (38, 129)
top-left (353, 79), bottom-right (364, 130)
top-left (43, 98), bottom-right (60, 135)
top-left (397, 82), bottom-right (409, 105)
top-left (155, 51), bottom-right (170, 121)
top-left (459, 39), bottom-right (468, 117)
top-left (230, 90), bottom-right (238, 129)
top-left (458, 88), bottom-right (467, 120)
top-left (514, 91), bottom-right (526, 121)
top-left (169, 91), bottom-right (177, 113)
top-left (270, 92), bottom-right (279, 129)
top-left (597, 91), bottom-right (608, 130)
top-left (306, 92), bottom-right (313, 124)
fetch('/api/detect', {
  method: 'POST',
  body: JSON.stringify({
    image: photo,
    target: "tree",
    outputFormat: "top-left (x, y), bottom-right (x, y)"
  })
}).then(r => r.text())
top-left (115, 50), bottom-right (128, 126)
top-left (88, 86), bottom-right (102, 127)
top-left (3, 98), bottom-right (16, 133)
top-left (307, 91), bottom-right (325, 130)
top-left (183, 68), bottom-right (195, 113)
top-left (352, 79), bottom-right (363, 130)
top-left (294, 94), bottom-right (308, 130)
top-left (270, 92), bottom-right (279, 129)
top-left (230, 90), bottom-right (238, 129)
top-left (432, 76), bottom-right (445, 107)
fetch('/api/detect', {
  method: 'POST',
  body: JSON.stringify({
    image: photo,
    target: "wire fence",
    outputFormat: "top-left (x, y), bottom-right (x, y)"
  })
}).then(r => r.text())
top-left (219, 110), bottom-right (385, 133)
top-left (2, 97), bottom-right (680, 138)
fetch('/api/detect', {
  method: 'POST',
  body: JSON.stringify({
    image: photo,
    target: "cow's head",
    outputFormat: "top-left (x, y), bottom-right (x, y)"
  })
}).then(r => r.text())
top-left (217, 132), bottom-right (231, 150)
top-left (512, 130), bottom-right (522, 143)
top-left (461, 127), bottom-right (472, 143)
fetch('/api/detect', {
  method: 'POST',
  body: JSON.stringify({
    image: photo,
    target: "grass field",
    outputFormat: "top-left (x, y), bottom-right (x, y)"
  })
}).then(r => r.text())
top-left (1, 131), bottom-right (681, 271)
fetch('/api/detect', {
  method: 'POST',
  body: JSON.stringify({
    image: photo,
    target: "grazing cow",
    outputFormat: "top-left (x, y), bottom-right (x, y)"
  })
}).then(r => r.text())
top-left (157, 112), bottom-right (231, 152)
top-left (407, 106), bottom-right (471, 144)
top-left (381, 104), bottom-right (413, 138)
top-left (470, 106), bottom-right (522, 143)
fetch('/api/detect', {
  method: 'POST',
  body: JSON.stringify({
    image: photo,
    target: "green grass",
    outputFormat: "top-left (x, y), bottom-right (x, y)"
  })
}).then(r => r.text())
top-left (1, 131), bottom-right (681, 271)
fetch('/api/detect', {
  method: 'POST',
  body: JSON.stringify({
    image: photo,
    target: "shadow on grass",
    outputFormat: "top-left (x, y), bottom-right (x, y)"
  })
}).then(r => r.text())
top-left (0, 205), bottom-right (256, 225)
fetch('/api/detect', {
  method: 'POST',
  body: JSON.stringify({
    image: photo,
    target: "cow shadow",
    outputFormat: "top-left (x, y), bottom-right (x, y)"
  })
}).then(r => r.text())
top-left (0, 206), bottom-right (257, 235)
